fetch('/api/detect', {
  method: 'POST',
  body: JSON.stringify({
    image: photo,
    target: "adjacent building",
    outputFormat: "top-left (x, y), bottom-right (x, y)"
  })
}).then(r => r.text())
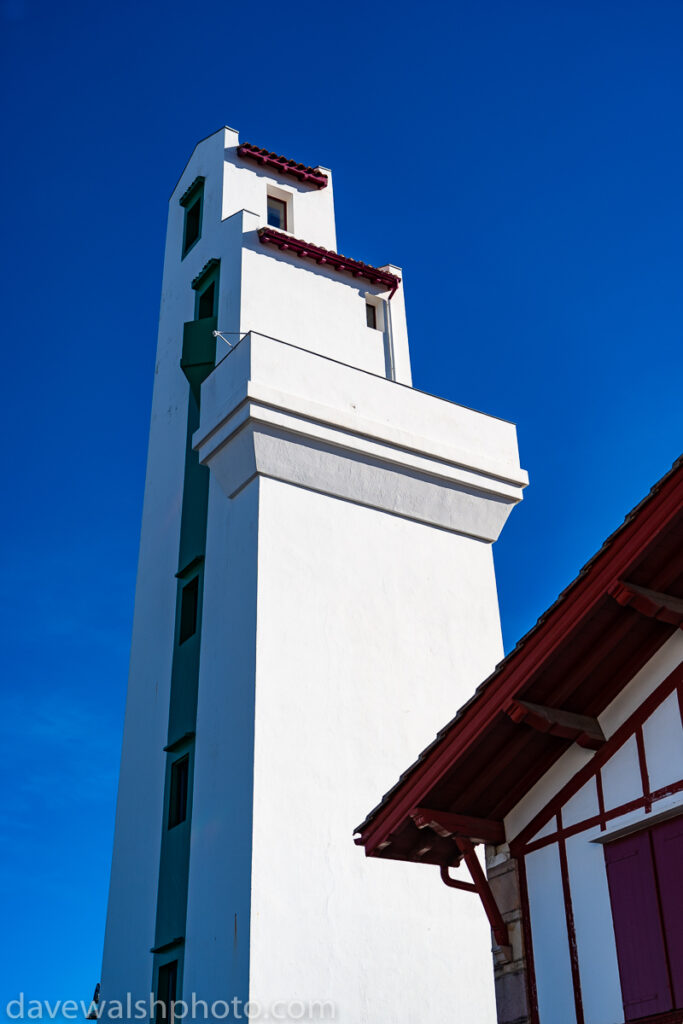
top-left (355, 457), bottom-right (683, 1024)
top-left (100, 126), bottom-right (528, 1022)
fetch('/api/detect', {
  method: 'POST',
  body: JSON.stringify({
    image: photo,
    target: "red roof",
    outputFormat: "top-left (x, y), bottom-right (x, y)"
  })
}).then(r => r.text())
top-left (355, 456), bottom-right (683, 865)
top-left (258, 228), bottom-right (401, 295)
top-left (237, 143), bottom-right (329, 189)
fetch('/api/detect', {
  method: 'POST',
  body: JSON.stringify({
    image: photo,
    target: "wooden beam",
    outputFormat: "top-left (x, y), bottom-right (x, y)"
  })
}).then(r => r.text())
top-left (454, 837), bottom-right (511, 952)
top-left (507, 698), bottom-right (606, 750)
top-left (609, 579), bottom-right (683, 627)
top-left (411, 807), bottom-right (505, 845)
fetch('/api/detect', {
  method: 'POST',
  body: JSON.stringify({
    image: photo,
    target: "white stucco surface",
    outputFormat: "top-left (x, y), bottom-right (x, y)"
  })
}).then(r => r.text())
top-left (242, 478), bottom-right (504, 1021)
top-left (600, 735), bottom-right (642, 811)
top-left (561, 778), bottom-right (599, 829)
top-left (642, 689), bottom-right (683, 792)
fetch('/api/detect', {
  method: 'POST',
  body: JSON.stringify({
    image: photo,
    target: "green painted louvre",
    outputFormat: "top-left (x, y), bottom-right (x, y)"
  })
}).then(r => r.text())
top-left (180, 177), bottom-right (205, 258)
top-left (152, 264), bottom-right (220, 998)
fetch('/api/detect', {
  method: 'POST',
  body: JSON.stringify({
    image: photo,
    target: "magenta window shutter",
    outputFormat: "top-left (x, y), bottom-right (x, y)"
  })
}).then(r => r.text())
top-left (605, 831), bottom-right (672, 1020)
top-left (652, 816), bottom-right (683, 1007)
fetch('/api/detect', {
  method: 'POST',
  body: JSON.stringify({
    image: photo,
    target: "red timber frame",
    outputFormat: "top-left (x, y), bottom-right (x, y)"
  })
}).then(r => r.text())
top-left (509, 663), bottom-right (683, 1024)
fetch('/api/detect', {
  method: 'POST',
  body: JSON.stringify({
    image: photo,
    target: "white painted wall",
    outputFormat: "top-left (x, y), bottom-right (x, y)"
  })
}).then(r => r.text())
top-left (642, 688), bottom-right (683, 792)
top-left (240, 240), bottom-right (392, 377)
top-left (600, 735), bottom-right (641, 811)
top-left (185, 472), bottom-right (506, 1021)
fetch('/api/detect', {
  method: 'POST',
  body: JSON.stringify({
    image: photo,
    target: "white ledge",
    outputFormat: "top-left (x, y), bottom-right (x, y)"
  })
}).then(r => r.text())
top-left (193, 333), bottom-right (528, 541)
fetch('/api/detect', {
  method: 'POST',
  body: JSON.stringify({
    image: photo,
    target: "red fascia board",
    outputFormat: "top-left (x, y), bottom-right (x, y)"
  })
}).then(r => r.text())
top-left (237, 143), bottom-right (328, 189)
top-left (258, 227), bottom-right (401, 295)
top-left (359, 463), bottom-right (683, 857)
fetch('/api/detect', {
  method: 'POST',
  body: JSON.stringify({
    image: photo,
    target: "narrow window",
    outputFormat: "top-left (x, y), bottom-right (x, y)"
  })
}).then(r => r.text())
top-left (168, 756), bottom-right (189, 829)
top-left (197, 280), bottom-right (215, 319)
top-left (366, 302), bottom-right (378, 329)
top-left (183, 199), bottom-right (201, 254)
top-left (156, 960), bottom-right (178, 1023)
top-left (180, 177), bottom-right (205, 258)
top-left (267, 195), bottom-right (287, 231)
top-left (179, 576), bottom-right (199, 644)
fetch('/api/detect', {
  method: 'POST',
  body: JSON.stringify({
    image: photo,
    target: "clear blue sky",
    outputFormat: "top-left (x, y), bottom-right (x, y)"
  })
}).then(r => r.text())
top-left (1, 0), bottom-right (682, 1010)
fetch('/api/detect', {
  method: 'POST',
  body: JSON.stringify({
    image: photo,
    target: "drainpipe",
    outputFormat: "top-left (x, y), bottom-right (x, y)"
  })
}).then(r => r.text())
top-left (384, 296), bottom-right (396, 382)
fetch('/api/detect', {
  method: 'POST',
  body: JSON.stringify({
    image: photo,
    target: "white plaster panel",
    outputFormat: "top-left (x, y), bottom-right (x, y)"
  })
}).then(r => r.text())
top-left (528, 818), bottom-right (558, 844)
top-left (249, 478), bottom-right (503, 1022)
top-left (565, 835), bottom-right (623, 1024)
top-left (525, 844), bottom-right (577, 1024)
top-left (562, 779), bottom-right (599, 829)
top-left (642, 690), bottom-right (683, 793)
top-left (601, 736), bottom-right (642, 812)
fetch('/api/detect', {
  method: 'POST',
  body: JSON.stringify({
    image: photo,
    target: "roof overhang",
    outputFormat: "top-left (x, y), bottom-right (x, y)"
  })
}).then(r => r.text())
top-left (355, 457), bottom-right (683, 864)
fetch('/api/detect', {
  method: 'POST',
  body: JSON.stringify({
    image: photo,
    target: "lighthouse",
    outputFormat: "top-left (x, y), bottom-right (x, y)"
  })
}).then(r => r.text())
top-left (100, 125), bottom-right (528, 1023)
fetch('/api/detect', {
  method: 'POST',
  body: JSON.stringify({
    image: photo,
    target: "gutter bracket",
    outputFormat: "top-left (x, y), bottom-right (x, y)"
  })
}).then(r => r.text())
top-left (452, 836), bottom-right (511, 956)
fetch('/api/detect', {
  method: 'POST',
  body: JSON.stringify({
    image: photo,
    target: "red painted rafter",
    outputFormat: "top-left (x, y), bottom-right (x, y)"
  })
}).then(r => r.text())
top-left (412, 807), bottom-right (505, 845)
top-left (506, 699), bottom-right (606, 750)
top-left (609, 580), bottom-right (683, 627)
top-left (258, 228), bottom-right (401, 296)
top-left (237, 143), bottom-right (328, 188)
top-left (359, 465), bottom-right (683, 857)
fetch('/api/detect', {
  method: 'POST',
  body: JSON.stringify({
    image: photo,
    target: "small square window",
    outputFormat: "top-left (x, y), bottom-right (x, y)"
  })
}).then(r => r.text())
top-left (156, 961), bottom-right (178, 1023)
top-left (267, 196), bottom-right (288, 231)
top-left (168, 756), bottom-right (189, 829)
top-left (366, 302), bottom-right (378, 329)
top-left (179, 576), bottom-right (199, 645)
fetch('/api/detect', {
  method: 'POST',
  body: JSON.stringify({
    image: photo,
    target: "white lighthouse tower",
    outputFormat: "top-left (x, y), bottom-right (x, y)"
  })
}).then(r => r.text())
top-left (100, 125), bottom-right (528, 1023)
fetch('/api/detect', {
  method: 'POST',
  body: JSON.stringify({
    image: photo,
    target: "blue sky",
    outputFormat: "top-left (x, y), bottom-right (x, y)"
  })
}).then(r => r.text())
top-left (1, 0), bottom-right (682, 1009)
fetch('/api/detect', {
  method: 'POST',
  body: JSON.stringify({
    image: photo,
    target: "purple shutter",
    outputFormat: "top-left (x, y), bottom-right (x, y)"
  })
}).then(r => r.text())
top-left (605, 830), bottom-right (672, 1020)
top-left (652, 816), bottom-right (683, 1006)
